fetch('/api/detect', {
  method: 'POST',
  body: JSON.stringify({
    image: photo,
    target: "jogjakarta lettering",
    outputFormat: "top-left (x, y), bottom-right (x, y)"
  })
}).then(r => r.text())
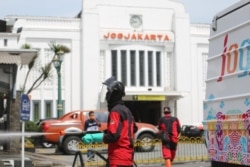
top-left (103, 32), bottom-right (171, 41)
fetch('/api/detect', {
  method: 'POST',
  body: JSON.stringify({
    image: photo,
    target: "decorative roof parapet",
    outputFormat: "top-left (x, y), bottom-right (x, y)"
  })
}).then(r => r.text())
top-left (190, 24), bottom-right (210, 36)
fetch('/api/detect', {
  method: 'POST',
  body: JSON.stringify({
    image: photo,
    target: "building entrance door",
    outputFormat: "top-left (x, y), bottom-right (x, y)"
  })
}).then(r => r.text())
top-left (125, 101), bottom-right (161, 125)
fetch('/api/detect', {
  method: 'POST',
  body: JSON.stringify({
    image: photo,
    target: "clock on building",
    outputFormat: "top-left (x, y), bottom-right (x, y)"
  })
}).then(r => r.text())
top-left (130, 15), bottom-right (142, 29)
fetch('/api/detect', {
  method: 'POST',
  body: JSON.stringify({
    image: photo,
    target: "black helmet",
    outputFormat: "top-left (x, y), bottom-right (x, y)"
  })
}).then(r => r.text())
top-left (103, 77), bottom-right (125, 103)
top-left (103, 77), bottom-right (125, 96)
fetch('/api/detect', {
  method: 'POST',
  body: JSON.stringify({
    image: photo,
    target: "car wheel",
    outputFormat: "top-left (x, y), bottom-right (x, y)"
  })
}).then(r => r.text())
top-left (136, 133), bottom-right (155, 152)
top-left (42, 142), bottom-right (54, 148)
top-left (62, 136), bottom-right (81, 155)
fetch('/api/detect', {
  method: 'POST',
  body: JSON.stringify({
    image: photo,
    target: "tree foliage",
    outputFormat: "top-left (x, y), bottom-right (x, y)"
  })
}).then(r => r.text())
top-left (21, 42), bottom-right (71, 94)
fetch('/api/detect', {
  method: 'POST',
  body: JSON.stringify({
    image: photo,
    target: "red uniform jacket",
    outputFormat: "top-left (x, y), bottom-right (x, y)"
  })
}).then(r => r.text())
top-left (103, 103), bottom-right (137, 166)
top-left (158, 113), bottom-right (181, 143)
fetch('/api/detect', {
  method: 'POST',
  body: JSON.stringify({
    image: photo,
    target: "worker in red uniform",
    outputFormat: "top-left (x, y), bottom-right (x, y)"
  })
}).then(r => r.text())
top-left (102, 77), bottom-right (138, 167)
top-left (158, 106), bottom-right (181, 167)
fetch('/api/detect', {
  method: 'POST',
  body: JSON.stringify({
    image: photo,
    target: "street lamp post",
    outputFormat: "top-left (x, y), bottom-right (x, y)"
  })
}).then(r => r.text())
top-left (53, 51), bottom-right (64, 118)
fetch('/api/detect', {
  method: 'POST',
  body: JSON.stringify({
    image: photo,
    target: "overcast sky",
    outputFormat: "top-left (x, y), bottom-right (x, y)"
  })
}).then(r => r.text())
top-left (0, 0), bottom-right (240, 23)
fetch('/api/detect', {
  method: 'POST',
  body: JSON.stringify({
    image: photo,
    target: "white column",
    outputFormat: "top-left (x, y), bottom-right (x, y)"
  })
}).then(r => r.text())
top-left (152, 51), bottom-right (156, 87)
top-left (117, 50), bottom-right (121, 81)
top-left (127, 50), bottom-right (131, 86)
top-left (145, 50), bottom-right (148, 87)
top-left (136, 49), bottom-right (140, 87)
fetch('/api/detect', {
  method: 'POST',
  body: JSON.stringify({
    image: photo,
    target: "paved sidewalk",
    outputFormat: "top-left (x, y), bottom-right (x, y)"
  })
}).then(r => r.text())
top-left (0, 151), bottom-right (71, 167)
top-left (0, 151), bottom-right (210, 167)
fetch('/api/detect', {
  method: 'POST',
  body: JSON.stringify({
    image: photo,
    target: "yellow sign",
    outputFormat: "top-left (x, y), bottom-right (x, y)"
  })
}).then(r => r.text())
top-left (133, 95), bottom-right (166, 101)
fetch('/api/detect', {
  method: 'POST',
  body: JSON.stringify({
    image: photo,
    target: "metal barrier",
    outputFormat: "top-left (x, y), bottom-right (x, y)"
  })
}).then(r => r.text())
top-left (72, 151), bottom-right (85, 167)
top-left (73, 136), bottom-right (209, 166)
top-left (175, 136), bottom-right (208, 162)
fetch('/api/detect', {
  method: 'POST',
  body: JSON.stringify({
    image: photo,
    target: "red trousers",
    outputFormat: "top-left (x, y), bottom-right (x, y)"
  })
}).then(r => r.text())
top-left (162, 142), bottom-right (177, 161)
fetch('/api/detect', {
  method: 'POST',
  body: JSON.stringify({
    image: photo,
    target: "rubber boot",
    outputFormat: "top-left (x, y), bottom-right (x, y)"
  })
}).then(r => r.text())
top-left (164, 158), bottom-right (172, 167)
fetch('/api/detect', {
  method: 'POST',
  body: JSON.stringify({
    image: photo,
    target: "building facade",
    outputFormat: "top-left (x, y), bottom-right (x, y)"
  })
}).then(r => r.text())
top-left (2, 0), bottom-right (210, 125)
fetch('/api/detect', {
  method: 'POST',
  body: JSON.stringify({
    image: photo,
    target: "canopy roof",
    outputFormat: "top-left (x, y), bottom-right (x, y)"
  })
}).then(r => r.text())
top-left (0, 48), bottom-right (38, 65)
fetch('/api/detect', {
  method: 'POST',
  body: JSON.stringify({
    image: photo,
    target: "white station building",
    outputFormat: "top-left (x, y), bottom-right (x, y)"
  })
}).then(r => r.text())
top-left (0, 0), bottom-right (210, 125)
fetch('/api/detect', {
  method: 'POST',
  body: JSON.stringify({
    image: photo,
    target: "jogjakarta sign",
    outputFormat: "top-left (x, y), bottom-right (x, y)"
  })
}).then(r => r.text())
top-left (102, 32), bottom-right (174, 42)
top-left (133, 95), bottom-right (166, 101)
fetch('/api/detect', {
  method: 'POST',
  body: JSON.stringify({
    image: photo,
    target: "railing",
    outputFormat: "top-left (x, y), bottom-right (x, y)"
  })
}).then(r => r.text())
top-left (73, 136), bottom-right (209, 167)
top-left (175, 136), bottom-right (208, 162)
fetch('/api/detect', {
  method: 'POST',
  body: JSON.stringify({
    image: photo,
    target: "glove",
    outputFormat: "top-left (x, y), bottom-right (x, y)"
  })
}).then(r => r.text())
top-left (82, 133), bottom-right (104, 144)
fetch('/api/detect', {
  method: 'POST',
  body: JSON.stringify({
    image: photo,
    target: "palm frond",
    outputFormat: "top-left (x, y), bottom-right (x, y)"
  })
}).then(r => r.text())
top-left (48, 42), bottom-right (71, 55)
top-left (41, 63), bottom-right (53, 80)
top-left (25, 42), bottom-right (71, 94)
top-left (28, 54), bottom-right (38, 69)
top-left (21, 43), bottom-right (31, 49)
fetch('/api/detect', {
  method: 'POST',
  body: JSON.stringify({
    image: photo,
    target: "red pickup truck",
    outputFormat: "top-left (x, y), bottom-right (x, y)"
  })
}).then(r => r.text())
top-left (39, 110), bottom-right (159, 155)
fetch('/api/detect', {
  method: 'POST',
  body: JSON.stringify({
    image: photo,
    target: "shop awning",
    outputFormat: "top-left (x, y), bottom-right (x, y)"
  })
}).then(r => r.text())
top-left (0, 48), bottom-right (38, 65)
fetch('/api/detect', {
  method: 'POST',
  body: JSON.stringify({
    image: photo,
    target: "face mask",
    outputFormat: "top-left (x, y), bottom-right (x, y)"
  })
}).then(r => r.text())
top-left (105, 90), bottom-right (112, 103)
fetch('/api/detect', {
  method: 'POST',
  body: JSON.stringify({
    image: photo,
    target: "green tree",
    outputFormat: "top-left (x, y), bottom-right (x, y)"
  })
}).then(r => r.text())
top-left (8, 43), bottom-right (70, 153)
top-left (21, 43), bottom-right (70, 94)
